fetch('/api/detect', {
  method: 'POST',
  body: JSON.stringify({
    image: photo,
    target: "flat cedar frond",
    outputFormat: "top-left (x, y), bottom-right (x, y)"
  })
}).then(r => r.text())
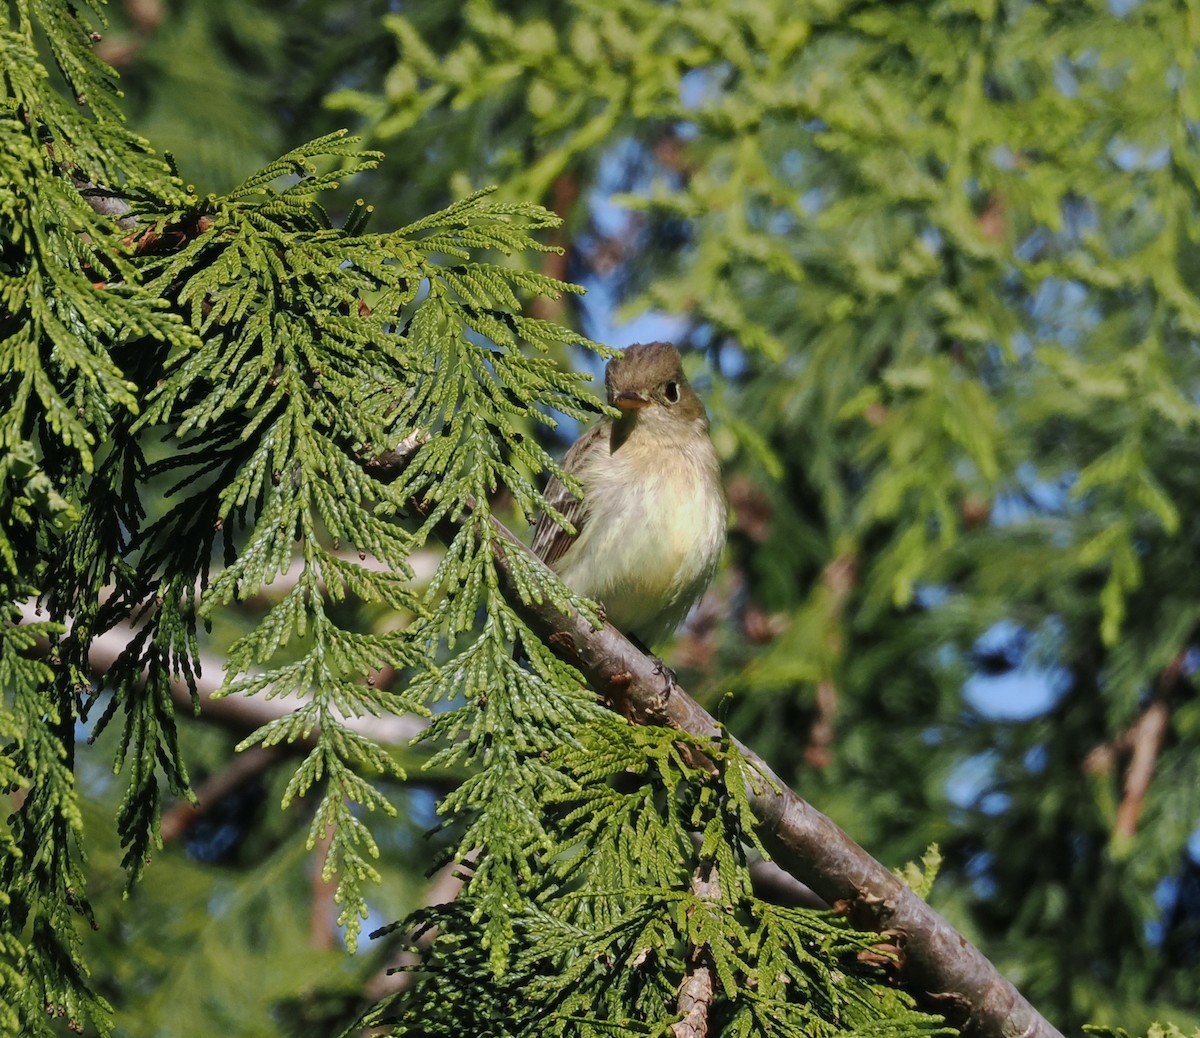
top-left (228, 130), bottom-right (381, 201)
top-left (6, 0), bottom-right (611, 1004)
top-left (108, 132), bottom-right (597, 957)
top-left (502, 540), bottom-right (604, 628)
top-left (387, 688), bottom-right (956, 1038)
top-left (1, 7), bottom-right (200, 1032)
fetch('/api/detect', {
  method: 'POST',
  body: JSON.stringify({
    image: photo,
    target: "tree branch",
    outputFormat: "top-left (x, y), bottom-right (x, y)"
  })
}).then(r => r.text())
top-left (159, 745), bottom-right (281, 843)
top-left (493, 534), bottom-right (1056, 1037)
top-left (367, 440), bottom-right (1063, 1038)
top-left (21, 596), bottom-right (428, 748)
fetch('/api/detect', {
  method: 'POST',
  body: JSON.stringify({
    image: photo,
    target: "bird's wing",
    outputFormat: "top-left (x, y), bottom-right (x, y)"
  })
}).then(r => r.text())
top-left (530, 422), bottom-right (605, 568)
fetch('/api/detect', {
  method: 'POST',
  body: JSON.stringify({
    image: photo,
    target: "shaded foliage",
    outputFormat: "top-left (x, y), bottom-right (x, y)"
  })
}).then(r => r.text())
top-left (5, 0), bottom-right (1200, 1035)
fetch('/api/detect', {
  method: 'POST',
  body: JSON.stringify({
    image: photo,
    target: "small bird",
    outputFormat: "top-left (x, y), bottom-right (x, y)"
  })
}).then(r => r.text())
top-left (532, 342), bottom-right (726, 646)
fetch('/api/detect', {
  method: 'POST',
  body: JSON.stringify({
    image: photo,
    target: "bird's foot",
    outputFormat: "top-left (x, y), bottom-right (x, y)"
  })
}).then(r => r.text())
top-left (650, 655), bottom-right (679, 702)
top-left (626, 632), bottom-right (677, 691)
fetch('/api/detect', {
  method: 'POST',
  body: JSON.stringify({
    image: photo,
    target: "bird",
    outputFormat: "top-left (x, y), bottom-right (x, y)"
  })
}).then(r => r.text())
top-left (531, 342), bottom-right (726, 647)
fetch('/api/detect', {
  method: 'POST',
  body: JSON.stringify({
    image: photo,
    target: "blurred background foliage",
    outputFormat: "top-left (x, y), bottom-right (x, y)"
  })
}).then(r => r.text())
top-left (36, 0), bottom-right (1200, 1032)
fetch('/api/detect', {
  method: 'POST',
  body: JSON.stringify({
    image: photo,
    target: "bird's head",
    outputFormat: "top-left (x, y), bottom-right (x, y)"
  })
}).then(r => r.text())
top-left (604, 342), bottom-right (707, 429)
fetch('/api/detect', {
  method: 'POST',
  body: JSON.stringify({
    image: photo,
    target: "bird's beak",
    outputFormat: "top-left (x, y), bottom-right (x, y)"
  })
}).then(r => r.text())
top-left (614, 391), bottom-right (650, 412)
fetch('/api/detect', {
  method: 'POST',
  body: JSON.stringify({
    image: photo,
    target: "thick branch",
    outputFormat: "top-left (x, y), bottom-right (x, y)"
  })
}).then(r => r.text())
top-left (483, 527), bottom-right (1058, 1038)
top-left (368, 437), bottom-right (1061, 1038)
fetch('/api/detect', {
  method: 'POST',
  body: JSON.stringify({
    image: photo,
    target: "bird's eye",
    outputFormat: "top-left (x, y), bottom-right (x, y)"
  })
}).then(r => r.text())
top-left (665, 381), bottom-right (680, 403)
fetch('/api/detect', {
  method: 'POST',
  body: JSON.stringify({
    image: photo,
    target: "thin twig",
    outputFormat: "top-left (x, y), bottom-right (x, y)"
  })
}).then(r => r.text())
top-left (1114, 699), bottom-right (1171, 840)
top-left (1084, 649), bottom-right (1187, 840)
top-left (805, 553), bottom-right (856, 769)
top-left (671, 863), bottom-right (720, 1038)
top-left (159, 745), bottom-right (281, 843)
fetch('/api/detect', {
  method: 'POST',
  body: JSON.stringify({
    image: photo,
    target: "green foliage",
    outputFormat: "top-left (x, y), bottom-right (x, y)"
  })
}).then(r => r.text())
top-left (82, 793), bottom-right (354, 1038)
top-left (70, 126), bottom-right (599, 959)
top-left (1, 2), bottom-right (193, 1031)
top-left (895, 845), bottom-right (942, 902)
top-left (5, 0), bottom-right (610, 1030)
top-left (338, 0), bottom-right (1200, 1029)
top-left (1087, 1026), bottom-right (1200, 1038)
top-left (9, 0), bottom-right (1200, 1034)
top-left (359, 716), bottom-right (950, 1038)
top-left (346, 0), bottom-right (1200, 638)
top-left (4, 6), bottom-right (962, 1030)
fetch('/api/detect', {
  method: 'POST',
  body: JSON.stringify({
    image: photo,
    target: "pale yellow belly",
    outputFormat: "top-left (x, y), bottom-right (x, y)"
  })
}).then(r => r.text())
top-left (553, 434), bottom-right (724, 643)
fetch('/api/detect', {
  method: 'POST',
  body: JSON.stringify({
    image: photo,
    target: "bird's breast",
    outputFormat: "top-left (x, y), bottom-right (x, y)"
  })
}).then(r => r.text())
top-left (553, 423), bottom-right (725, 640)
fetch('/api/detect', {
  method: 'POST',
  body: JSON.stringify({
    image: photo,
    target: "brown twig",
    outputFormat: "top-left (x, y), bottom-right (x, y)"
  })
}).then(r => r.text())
top-left (804, 553), bottom-right (857, 769)
top-left (159, 745), bottom-right (282, 843)
top-left (310, 826), bottom-right (340, 951)
top-left (1086, 650), bottom-right (1187, 840)
top-left (804, 678), bottom-right (839, 771)
top-left (1113, 697), bottom-right (1171, 840)
top-left (529, 173), bottom-right (579, 323)
top-left (671, 862), bottom-right (720, 1038)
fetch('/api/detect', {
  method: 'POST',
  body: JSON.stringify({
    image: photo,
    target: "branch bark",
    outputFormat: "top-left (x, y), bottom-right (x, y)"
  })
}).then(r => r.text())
top-left (671, 863), bottom-right (720, 1038)
top-left (368, 441), bottom-right (1063, 1038)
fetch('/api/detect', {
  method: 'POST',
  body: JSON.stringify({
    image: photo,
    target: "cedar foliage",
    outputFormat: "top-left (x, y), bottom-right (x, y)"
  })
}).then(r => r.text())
top-left (3, 2), bottom-right (950, 1037)
top-left (336, 0), bottom-right (1200, 1028)
top-left (5, 0), bottom-right (1200, 1036)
